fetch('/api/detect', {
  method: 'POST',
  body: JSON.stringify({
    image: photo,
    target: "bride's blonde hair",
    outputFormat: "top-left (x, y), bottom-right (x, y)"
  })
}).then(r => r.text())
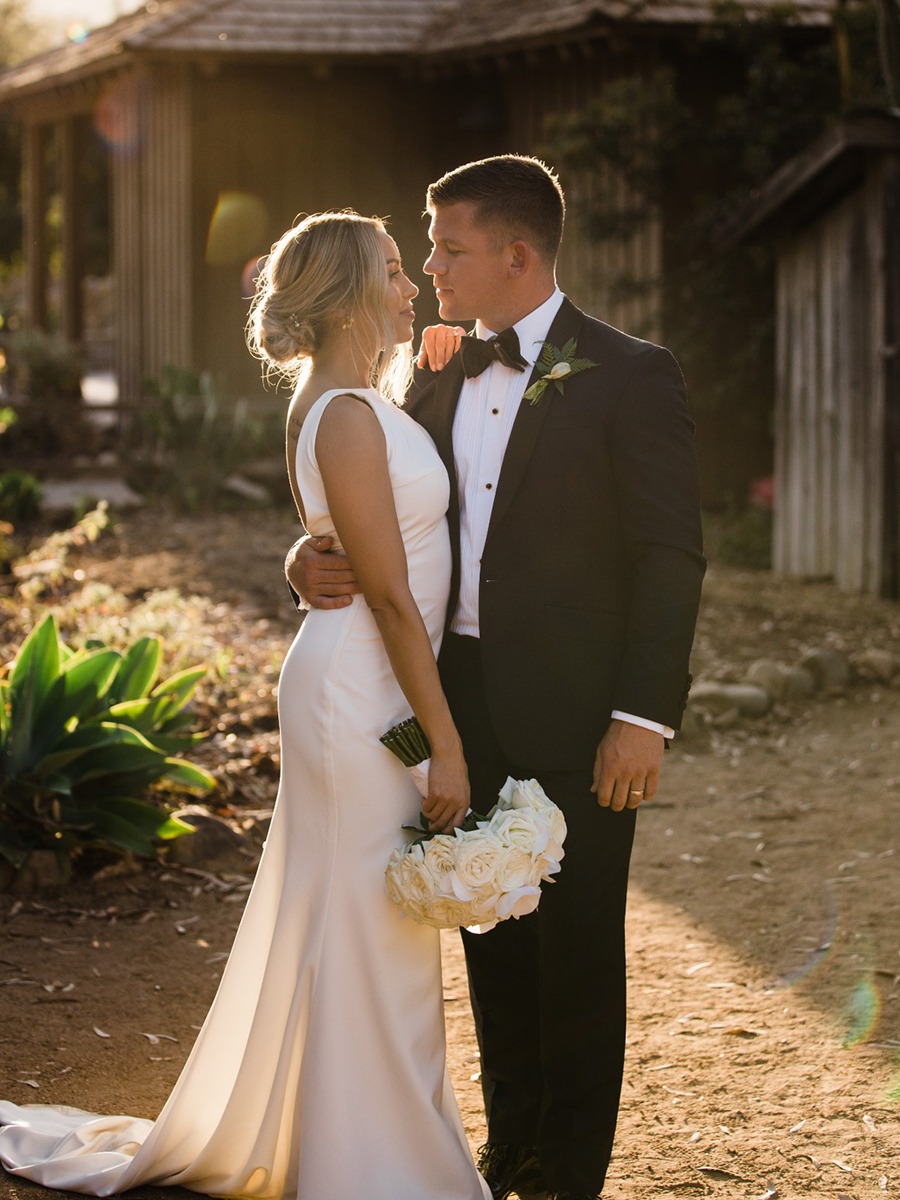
top-left (246, 210), bottom-right (411, 404)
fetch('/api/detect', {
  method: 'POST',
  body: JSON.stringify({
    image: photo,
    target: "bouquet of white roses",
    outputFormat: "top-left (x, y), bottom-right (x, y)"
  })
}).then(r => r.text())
top-left (380, 719), bottom-right (566, 933)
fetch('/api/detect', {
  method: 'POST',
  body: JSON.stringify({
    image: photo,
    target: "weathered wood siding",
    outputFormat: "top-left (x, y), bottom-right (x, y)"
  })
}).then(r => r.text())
top-left (774, 166), bottom-right (889, 593)
top-left (112, 64), bottom-right (192, 412)
top-left (189, 62), bottom-right (436, 401)
top-left (503, 49), bottom-right (663, 341)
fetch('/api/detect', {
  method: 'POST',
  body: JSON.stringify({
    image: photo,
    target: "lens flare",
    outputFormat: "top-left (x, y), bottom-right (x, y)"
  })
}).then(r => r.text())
top-left (842, 977), bottom-right (882, 1048)
top-left (770, 892), bottom-right (839, 989)
top-left (93, 76), bottom-right (145, 156)
top-left (206, 192), bottom-right (268, 268)
top-left (241, 257), bottom-right (263, 299)
top-left (66, 22), bottom-right (89, 43)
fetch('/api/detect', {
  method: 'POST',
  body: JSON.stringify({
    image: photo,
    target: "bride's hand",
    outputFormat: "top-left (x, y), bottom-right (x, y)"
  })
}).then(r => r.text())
top-left (416, 325), bottom-right (466, 372)
top-left (422, 746), bottom-right (470, 833)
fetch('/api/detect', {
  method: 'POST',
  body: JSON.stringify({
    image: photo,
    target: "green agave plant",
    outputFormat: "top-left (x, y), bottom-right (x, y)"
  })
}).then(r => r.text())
top-left (0, 614), bottom-right (216, 870)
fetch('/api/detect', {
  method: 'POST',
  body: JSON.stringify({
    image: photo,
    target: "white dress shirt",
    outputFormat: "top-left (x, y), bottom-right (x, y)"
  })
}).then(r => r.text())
top-left (449, 287), bottom-right (673, 740)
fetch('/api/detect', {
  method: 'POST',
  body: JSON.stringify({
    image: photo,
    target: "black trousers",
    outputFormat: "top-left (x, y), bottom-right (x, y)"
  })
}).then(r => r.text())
top-left (439, 633), bottom-right (636, 1196)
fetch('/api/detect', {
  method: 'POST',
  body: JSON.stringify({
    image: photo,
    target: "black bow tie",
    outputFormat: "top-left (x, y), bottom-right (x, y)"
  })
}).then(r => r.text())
top-left (459, 327), bottom-right (528, 378)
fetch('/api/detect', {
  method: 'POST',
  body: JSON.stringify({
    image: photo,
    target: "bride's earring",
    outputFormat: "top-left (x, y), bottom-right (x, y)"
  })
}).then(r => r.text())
top-left (341, 316), bottom-right (354, 331)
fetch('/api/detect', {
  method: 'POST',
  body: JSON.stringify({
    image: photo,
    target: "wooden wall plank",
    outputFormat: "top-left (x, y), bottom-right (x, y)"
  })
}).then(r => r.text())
top-left (773, 166), bottom-right (888, 594)
top-left (23, 122), bottom-right (49, 330)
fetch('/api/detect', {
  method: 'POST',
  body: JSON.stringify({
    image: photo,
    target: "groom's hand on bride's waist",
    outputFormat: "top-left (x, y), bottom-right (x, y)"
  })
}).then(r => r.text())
top-left (285, 534), bottom-right (360, 610)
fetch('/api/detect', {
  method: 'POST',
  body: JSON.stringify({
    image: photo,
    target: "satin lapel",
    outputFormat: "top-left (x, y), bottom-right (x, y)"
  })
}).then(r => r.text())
top-left (486, 297), bottom-right (586, 537)
top-left (422, 355), bottom-right (466, 624)
top-left (429, 354), bottom-right (465, 484)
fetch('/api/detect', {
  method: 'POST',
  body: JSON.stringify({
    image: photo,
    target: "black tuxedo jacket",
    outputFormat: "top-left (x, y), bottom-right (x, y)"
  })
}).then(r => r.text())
top-left (406, 296), bottom-right (706, 772)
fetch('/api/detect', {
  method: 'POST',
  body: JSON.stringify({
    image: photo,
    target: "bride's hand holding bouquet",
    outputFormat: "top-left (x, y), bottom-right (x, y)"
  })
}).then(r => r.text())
top-left (381, 717), bottom-right (567, 934)
top-left (420, 737), bottom-right (470, 834)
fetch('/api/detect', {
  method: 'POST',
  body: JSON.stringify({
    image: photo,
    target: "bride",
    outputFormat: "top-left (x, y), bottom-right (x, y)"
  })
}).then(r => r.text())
top-left (0, 211), bottom-right (490, 1200)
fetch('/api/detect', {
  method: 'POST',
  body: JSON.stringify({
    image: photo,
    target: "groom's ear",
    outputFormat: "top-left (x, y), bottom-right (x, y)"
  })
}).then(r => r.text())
top-left (507, 239), bottom-right (531, 277)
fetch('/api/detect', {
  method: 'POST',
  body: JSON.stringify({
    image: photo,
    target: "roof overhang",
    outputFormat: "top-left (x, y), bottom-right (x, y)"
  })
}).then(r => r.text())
top-left (724, 108), bottom-right (900, 245)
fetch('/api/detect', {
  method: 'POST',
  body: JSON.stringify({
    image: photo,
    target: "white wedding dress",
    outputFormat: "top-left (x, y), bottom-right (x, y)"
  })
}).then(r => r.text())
top-left (0, 389), bottom-right (490, 1200)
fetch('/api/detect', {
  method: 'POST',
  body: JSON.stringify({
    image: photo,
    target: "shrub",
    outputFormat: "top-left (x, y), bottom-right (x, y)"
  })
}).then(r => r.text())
top-left (0, 613), bottom-right (215, 872)
top-left (0, 467), bottom-right (42, 522)
top-left (129, 365), bottom-right (282, 510)
top-left (702, 505), bottom-right (773, 569)
top-left (12, 501), bottom-right (112, 602)
top-left (3, 329), bottom-right (82, 402)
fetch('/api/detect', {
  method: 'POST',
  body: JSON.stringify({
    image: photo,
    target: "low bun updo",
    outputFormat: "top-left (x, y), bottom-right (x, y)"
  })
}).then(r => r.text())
top-left (247, 210), bottom-right (408, 400)
top-left (256, 311), bottom-right (320, 366)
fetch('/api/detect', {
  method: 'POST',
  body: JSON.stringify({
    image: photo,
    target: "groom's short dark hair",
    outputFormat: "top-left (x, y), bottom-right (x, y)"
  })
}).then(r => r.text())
top-left (426, 155), bottom-right (565, 264)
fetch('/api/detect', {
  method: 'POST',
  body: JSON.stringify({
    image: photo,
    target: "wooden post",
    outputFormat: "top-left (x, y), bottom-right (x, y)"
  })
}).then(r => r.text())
top-left (23, 121), bottom-right (49, 330)
top-left (59, 116), bottom-right (83, 344)
top-left (881, 154), bottom-right (900, 597)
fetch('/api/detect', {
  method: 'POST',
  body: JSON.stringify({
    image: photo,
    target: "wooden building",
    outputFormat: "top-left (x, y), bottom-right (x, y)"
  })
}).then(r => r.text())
top-left (730, 110), bottom-right (900, 597)
top-left (0, 0), bottom-right (832, 418)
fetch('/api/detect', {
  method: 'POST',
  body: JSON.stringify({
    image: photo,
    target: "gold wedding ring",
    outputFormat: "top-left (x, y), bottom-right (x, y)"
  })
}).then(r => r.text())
top-left (629, 788), bottom-right (644, 796)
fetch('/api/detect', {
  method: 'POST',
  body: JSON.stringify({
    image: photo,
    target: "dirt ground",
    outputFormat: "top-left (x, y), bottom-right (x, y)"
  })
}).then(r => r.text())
top-left (1, 508), bottom-right (898, 1200)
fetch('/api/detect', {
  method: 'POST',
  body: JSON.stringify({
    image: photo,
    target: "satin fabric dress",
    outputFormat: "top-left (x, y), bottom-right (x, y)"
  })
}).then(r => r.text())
top-left (0, 388), bottom-right (489, 1200)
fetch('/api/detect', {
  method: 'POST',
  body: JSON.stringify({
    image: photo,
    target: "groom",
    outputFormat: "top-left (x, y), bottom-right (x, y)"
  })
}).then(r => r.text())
top-left (288, 155), bottom-right (705, 1199)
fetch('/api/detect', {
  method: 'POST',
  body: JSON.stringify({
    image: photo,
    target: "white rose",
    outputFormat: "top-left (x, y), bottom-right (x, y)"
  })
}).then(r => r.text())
top-left (452, 831), bottom-right (504, 895)
top-left (424, 835), bottom-right (458, 882)
top-left (490, 809), bottom-right (541, 852)
top-left (510, 778), bottom-right (552, 813)
top-left (465, 916), bottom-right (499, 935)
top-left (423, 896), bottom-right (470, 929)
top-left (537, 854), bottom-right (563, 881)
top-left (385, 849), bottom-right (406, 907)
top-left (496, 885), bottom-right (542, 920)
top-left (398, 851), bottom-right (437, 910)
top-left (493, 846), bottom-right (534, 892)
top-left (497, 777), bottom-right (517, 808)
top-left (547, 807), bottom-right (567, 848)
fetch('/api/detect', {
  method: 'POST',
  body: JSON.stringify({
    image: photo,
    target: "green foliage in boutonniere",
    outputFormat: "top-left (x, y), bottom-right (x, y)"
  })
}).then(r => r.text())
top-left (523, 338), bottom-right (599, 405)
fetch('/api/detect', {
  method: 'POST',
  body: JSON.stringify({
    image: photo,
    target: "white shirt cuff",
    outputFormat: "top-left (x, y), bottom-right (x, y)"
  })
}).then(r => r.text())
top-left (611, 710), bottom-right (675, 740)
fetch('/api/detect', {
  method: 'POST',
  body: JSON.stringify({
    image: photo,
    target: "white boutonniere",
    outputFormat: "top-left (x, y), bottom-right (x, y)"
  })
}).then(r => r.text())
top-left (523, 337), bottom-right (599, 405)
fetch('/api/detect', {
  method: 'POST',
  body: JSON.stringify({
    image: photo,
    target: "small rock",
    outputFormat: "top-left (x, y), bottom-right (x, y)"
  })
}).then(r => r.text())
top-left (853, 648), bottom-right (900, 685)
top-left (709, 706), bottom-right (740, 728)
top-left (676, 707), bottom-right (704, 740)
top-left (744, 659), bottom-right (816, 701)
top-left (689, 682), bottom-right (772, 717)
top-left (39, 478), bottom-right (143, 516)
top-left (778, 665), bottom-right (817, 699)
top-left (8, 850), bottom-right (70, 894)
top-left (222, 475), bottom-right (271, 504)
top-left (745, 659), bottom-right (788, 699)
top-left (166, 808), bottom-right (255, 873)
top-left (800, 647), bottom-right (850, 692)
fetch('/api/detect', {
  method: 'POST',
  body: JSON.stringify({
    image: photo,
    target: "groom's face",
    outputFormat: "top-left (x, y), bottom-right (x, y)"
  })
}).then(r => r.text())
top-left (424, 201), bottom-right (512, 328)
